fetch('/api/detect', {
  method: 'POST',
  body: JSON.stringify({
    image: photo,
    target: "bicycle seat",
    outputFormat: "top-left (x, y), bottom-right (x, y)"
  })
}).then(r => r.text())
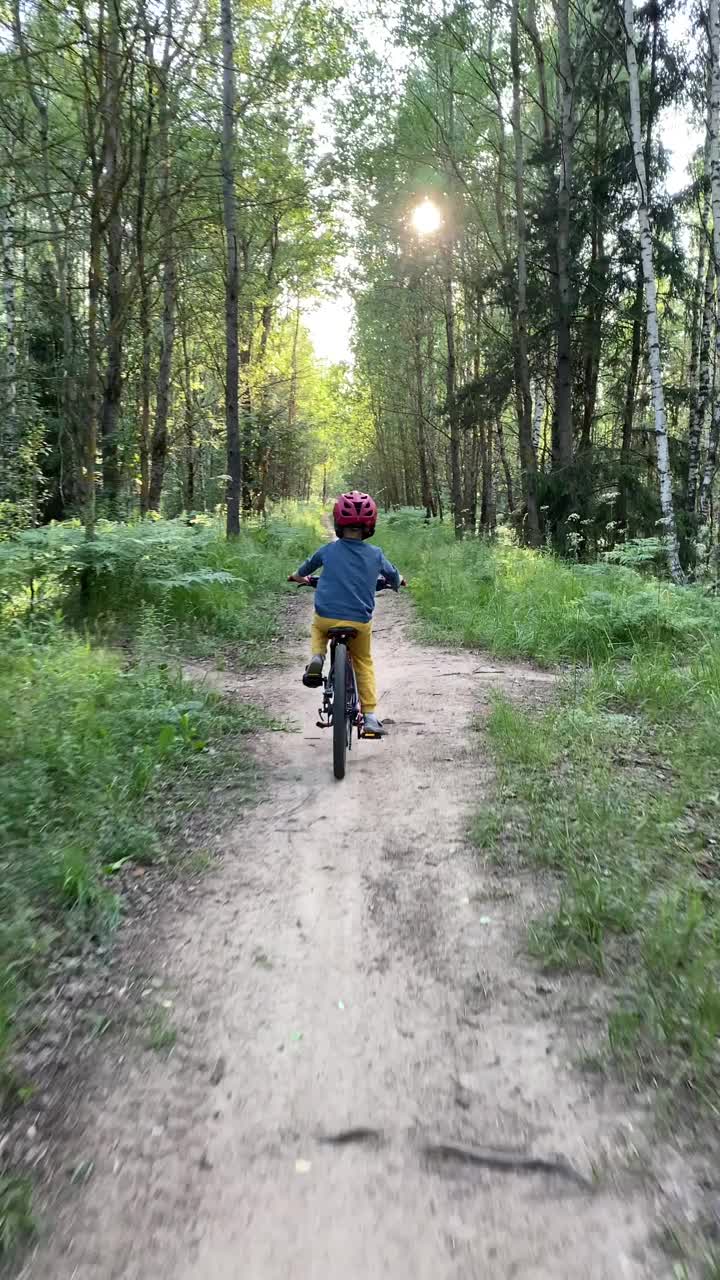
top-left (327, 626), bottom-right (357, 641)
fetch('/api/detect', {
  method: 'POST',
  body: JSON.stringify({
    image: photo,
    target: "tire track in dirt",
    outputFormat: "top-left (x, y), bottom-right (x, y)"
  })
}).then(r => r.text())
top-left (20, 591), bottom-right (667, 1279)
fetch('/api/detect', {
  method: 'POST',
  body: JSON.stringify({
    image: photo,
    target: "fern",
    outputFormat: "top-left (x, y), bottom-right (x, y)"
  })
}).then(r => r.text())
top-left (148, 570), bottom-right (242, 588)
top-left (603, 537), bottom-right (667, 568)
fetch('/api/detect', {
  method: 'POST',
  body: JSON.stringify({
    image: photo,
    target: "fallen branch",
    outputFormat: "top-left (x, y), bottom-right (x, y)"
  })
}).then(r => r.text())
top-left (422, 1142), bottom-right (593, 1189)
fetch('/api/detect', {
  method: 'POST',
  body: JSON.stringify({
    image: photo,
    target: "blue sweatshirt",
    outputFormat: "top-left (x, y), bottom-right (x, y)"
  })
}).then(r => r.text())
top-left (297, 539), bottom-right (401, 623)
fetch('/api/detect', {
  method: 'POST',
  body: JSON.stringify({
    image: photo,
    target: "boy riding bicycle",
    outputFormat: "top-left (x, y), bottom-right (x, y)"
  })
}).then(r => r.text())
top-left (287, 491), bottom-right (406, 736)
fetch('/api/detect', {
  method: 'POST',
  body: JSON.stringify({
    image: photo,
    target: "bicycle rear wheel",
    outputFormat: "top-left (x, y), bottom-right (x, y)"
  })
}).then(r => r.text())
top-left (332, 643), bottom-right (348, 780)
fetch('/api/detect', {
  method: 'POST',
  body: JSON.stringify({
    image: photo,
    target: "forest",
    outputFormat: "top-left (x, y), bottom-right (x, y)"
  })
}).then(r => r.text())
top-left (0, 0), bottom-right (719, 576)
top-left (2, 0), bottom-right (720, 1269)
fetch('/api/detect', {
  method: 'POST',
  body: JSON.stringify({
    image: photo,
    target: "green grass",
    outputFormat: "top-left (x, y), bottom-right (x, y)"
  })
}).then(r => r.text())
top-left (0, 623), bottom-right (254, 1081)
top-left (381, 512), bottom-right (720, 1091)
top-left (0, 1176), bottom-right (34, 1257)
top-left (145, 1007), bottom-right (178, 1053)
top-left (482, 651), bottom-right (720, 1086)
top-left (380, 510), bottom-right (720, 664)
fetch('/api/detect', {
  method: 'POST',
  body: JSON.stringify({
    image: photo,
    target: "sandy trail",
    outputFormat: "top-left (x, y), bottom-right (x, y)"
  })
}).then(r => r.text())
top-left (22, 591), bottom-right (664, 1279)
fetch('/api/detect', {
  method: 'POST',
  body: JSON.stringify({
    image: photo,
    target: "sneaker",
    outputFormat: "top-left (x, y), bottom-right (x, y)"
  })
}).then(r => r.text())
top-left (363, 712), bottom-right (385, 736)
top-left (302, 654), bottom-right (324, 688)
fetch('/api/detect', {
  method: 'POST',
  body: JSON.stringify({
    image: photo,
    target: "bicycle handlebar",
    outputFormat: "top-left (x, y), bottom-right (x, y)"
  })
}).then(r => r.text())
top-left (293, 573), bottom-right (405, 591)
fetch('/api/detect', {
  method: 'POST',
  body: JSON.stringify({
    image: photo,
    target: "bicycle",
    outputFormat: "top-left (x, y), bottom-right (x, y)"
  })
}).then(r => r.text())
top-left (298, 574), bottom-right (395, 781)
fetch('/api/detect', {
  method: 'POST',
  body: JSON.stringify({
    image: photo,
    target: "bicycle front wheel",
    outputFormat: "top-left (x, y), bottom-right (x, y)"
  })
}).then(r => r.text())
top-left (332, 643), bottom-right (348, 780)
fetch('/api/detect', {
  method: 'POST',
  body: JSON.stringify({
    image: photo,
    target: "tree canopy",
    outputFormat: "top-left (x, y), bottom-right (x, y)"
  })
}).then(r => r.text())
top-left (0, 0), bottom-right (718, 581)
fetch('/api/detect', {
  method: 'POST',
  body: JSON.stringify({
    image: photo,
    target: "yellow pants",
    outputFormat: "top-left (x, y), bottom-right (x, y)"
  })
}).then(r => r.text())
top-left (310, 613), bottom-right (377, 712)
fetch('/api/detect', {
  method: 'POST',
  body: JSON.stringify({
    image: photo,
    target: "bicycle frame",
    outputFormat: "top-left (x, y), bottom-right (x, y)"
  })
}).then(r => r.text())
top-left (316, 636), bottom-right (361, 740)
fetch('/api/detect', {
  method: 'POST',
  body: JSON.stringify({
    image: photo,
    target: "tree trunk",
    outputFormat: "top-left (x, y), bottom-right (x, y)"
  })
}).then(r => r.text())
top-left (523, 0), bottom-right (553, 149)
top-left (180, 322), bottom-right (196, 510)
top-left (686, 228), bottom-right (707, 433)
top-left (496, 416), bottom-right (515, 514)
top-left (699, 404), bottom-right (720, 537)
top-left (288, 302), bottom-right (300, 432)
top-left (412, 304), bottom-right (434, 517)
top-left (511, 0), bottom-right (541, 547)
top-left (258, 217), bottom-right (279, 363)
top-left (138, 283), bottom-right (151, 514)
top-left (1, 177), bottom-right (18, 502)
top-left (136, 23), bottom-right (155, 516)
top-left (480, 421), bottom-right (496, 533)
top-left (99, 3), bottom-right (122, 518)
top-left (100, 209), bottom-right (122, 515)
top-left (240, 335), bottom-right (253, 513)
top-left (85, 196), bottom-right (102, 539)
top-left (531, 381), bottom-right (544, 457)
top-left (699, 0), bottom-right (720, 565)
top-left (13, 0), bottom-right (80, 513)
top-left (443, 264), bottom-right (463, 539)
top-left (688, 250), bottom-right (715, 517)
top-left (221, 0), bottom-right (241, 536)
top-left (462, 424), bottom-right (480, 535)
top-left (580, 77), bottom-right (610, 455)
top-left (147, 6), bottom-right (177, 514)
top-left (148, 256), bottom-right (176, 512)
top-left (619, 3), bottom-right (660, 536)
top-left (622, 0), bottom-right (684, 583)
top-left (552, 0), bottom-right (575, 474)
top-left (618, 271), bottom-right (643, 530)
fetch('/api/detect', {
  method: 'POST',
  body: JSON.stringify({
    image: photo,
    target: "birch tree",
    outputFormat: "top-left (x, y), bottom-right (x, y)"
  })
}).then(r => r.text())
top-left (621, 0), bottom-right (684, 583)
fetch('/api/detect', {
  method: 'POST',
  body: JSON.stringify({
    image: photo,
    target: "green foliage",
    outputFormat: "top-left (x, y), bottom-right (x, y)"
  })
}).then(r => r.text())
top-left (603, 537), bottom-right (668, 569)
top-left (381, 511), bottom-right (720, 664)
top-left (0, 626), bottom-right (243, 1071)
top-left (0, 507), bottom-right (318, 1082)
top-left (0, 509), bottom-right (322, 658)
top-left (0, 1176), bottom-right (34, 1256)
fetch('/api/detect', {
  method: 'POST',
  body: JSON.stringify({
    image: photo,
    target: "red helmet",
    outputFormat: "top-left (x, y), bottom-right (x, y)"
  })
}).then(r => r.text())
top-left (333, 490), bottom-right (378, 537)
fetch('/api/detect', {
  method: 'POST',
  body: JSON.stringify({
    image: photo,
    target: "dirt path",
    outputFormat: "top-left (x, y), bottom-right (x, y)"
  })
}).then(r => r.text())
top-left (21, 592), bottom-right (666, 1279)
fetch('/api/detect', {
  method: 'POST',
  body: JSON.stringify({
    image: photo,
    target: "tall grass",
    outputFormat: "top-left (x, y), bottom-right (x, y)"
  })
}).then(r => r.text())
top-left (380, 510), bottom-right (720, 663)
top-left (382, 511), bottom-right (720, 1089)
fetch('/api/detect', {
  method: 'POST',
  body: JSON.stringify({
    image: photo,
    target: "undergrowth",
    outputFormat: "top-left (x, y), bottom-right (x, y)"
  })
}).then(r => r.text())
top-left (0, 506), bottom-right (321, 1092)
top-left (0, 505), bottom-right (322, 661)
top-left (383, 511), bottom-right (720, 1092)
top-left (380, 510), bottom-right (720, 664)
top-left (0, 622), bottom-right (257, 1084)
